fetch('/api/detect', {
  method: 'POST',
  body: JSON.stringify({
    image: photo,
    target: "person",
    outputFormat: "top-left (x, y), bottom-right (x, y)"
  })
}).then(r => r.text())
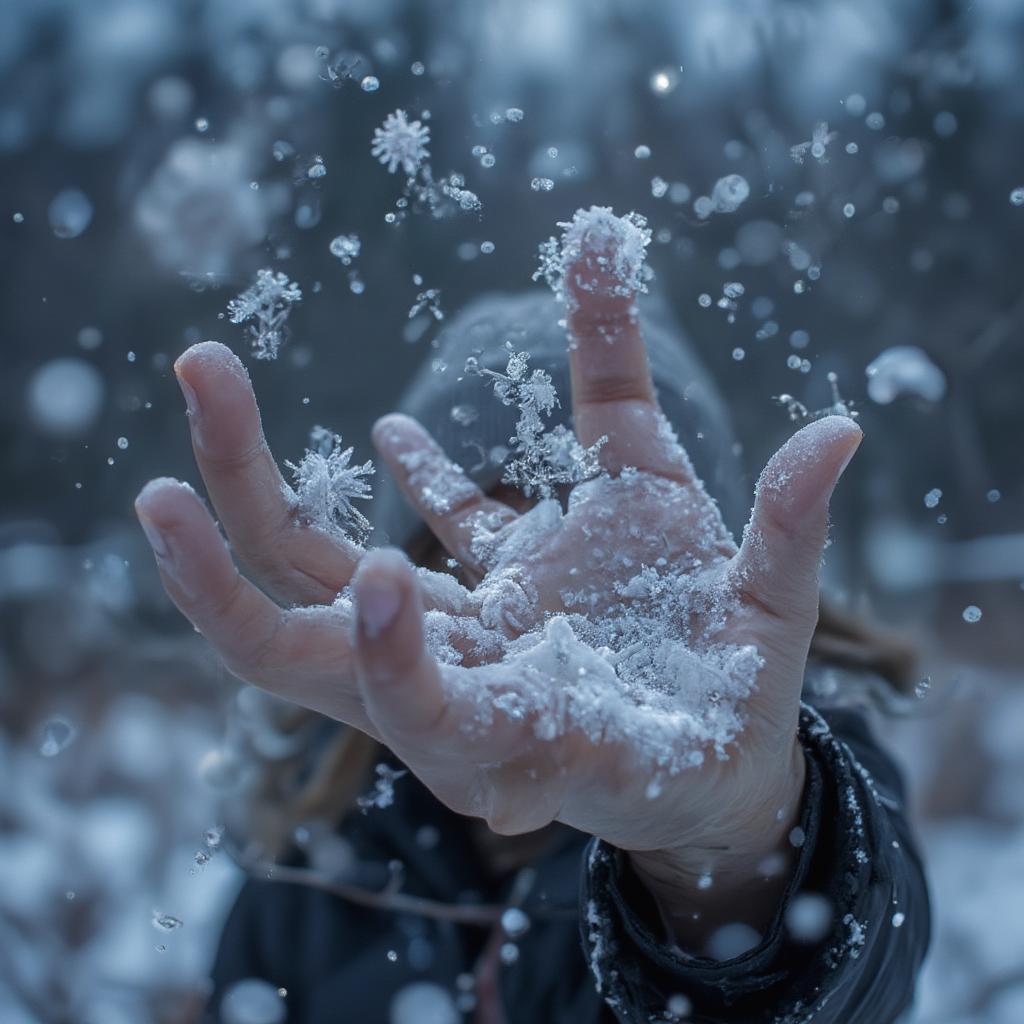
top-left (135, 224), bottom-right (929, 1023)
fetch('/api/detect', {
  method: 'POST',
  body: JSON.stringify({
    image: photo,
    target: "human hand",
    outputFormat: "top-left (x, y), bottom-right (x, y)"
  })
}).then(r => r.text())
top-left (135, 227), bottom-right (860, 949)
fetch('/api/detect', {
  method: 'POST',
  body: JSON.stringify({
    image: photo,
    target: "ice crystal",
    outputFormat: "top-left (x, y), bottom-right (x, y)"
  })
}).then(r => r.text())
top-left (285, 426), bottom-right (374, 542)
top-left (534, 206), bottom-right (652, 310)
top-left (467, 348), bottom-right (605, 498)
top-left (773, 372), bottom-right (858, 422)
top-left (329, 234), bottom-right (360, 265)
top-left (357, 763), bottom-right (408, 811)
top-left (790, 122), bottom-right (839, 164)
top-left (227, 269), bottom-right (302, 360)
top-left (408, 276), bottom-right (444, 321)
top-left (694, 174), bottom-right (750, 219)
top-left (371, 109), bottom-right (431, 176)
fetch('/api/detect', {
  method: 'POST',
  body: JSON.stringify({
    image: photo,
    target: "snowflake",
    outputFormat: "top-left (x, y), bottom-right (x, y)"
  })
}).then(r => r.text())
top-left (773, 372), bottom-right (859, 422)
top-left (227, 268), bottom-right (302, 360)
top-left (468, 348), bottom-right (605, 498)
top-left (790, 121), bottom-right (839, 164)
top-left (285, 426), bottom-right (375, 542)
top-left (371, 109), bottom-right (431, 176)
top-left (408, 274), bottom-right (444, 321)
top-left (357, 763), bottom-right (408, 811)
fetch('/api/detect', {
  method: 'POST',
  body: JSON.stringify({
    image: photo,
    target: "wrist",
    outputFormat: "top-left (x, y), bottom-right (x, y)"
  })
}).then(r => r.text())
top-left (627, 739), bottom-right (807, 949)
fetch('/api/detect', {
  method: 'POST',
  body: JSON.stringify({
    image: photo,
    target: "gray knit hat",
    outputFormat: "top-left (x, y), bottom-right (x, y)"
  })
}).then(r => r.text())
top-left (372, 289), bottom-right (747, 548)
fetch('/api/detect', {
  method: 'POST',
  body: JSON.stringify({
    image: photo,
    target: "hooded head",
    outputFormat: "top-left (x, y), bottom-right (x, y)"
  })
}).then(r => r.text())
top-left (373, 289), bottom-right (747, 548)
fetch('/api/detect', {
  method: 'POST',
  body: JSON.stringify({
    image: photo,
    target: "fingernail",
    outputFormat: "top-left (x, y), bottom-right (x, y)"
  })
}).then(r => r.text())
top-left (177, 372), bottom-right (202, 432)
top-left (358, 575), bottom-right (403, 639)
top-left (139, 513), bottom-right (172, 565)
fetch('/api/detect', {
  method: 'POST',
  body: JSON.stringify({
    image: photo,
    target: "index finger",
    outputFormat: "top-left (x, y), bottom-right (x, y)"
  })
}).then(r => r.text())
top-left (175, 341), bottom-right (360, 604)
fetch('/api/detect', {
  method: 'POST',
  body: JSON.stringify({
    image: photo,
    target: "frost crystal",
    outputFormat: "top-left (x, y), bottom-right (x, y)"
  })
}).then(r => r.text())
top-left (357, 763), bottom-right (408, 811)
top-left (408, 277), bottom-right (444, 321)
top-left (694, 174), bottom-right (750, 220)
top-left (285, 426), bottom-right (374, 542)
top-left (790, 122), bottom-right (839, 164)
top-left (468, 348), bottom-right (605, 498)
top-left (329, 234), bottom-right (361, 265)
top-left (227, 269), bottom-right (302, 360)
top-left (534, 206), bottom-right (652, 310)
top-left (371, 109), bottom-right (431, 176)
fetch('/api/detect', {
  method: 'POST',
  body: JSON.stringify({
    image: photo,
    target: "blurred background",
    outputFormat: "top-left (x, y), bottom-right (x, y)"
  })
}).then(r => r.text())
top-left (2, 0), bottom-right (1023, 1021)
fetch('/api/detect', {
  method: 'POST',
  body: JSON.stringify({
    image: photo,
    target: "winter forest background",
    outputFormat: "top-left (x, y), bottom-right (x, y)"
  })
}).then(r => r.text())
top-left (2, 0), bottom-right (1024, 1021)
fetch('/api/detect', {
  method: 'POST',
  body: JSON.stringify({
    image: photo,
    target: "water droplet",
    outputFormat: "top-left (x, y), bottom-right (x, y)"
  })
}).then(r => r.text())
top-left (220, 978), bottom-right (287, 1024)
top-left (480, 241), bottom-right (495, 254)
top-left (48, 189), bottom-right (93, 239)
top-left (13, 211), bottom-right (24, 223)
top-left (962, 605), bottom-right (982, 624)
top-left (843, 202), bottom-right (856, 218)
top-left (116, 436), bottom-right (129, 450)
top-left (195, 117), bottom-right (209, 133)
top-left (505, 107), bottom-right (524, 122)
top-left (410, 61), bottom-right (425, 76)
top-left (530, 177), bottom-right (555, 192)
top-left (891, 911), bottom-right (906, 928)
top-left (1010, 187), bottom-right (1024, 207)
top-left (499, 942), bottom-right (519, 965)
top-left (39, 717), bottom-right (76, 757)
top-left (151, 911), bottom-right (183, 932)
top-left (481, 153), bottom-right (496, 168)
top-left (500, 907), bottom-right (530, 938)
top-left (923, 488), bottom-right (942, 509)
top-left (360, 76), bottom-right (379, 92)
top-left (666, 993), bottom-right (693, 1019)
top-left (634, 144), bottom-right (651, 159)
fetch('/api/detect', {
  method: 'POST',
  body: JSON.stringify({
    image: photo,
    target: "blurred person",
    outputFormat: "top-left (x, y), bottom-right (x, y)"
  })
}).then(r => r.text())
top-left (135, 226), bottom-right (929, 1023)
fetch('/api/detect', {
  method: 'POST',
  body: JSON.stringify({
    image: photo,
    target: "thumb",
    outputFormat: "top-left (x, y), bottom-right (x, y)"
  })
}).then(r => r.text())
top-left (734, 416), bottom-right (862, 623)
top-left (352, 548), bottom-right (447, 743)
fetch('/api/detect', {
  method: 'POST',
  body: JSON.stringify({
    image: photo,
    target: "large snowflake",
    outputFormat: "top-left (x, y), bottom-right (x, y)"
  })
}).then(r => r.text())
top-left (371, 109), bottom-right (431, 176)
top-left (285, 427), bottom-right (375, 543)
top-left (226, 268), bottom-right (301, 360)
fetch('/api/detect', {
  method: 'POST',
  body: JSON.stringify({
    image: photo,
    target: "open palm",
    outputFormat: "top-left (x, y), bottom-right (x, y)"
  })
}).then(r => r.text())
top-left (136, 232), bottom-right (861, 934)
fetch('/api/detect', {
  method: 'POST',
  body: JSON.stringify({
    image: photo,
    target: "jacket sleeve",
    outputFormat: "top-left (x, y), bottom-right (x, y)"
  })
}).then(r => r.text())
top-left (579, 701), bottom-right (931, 1023)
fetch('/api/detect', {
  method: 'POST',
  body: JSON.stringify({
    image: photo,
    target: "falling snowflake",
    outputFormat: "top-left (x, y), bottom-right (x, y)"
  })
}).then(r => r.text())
top-left (285, 426), bottom-right (375, 542)
top-left (773, 372), bottom-right (859, 422)
top-left (467, 348), bottom-right (605, 498)
top-left (357, 763), bottom-right (408, 811)
top-left (408, 274), bottom-right (444, 321)
top-left (790, 122), bottom-right (839, 164)
top-left (371, 109), bottom-right (431, 176)
top-left (227, 269), bottom-right (302, 360)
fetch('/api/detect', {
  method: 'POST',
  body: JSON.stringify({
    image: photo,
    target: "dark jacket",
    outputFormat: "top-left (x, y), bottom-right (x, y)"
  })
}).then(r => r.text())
top-left (207, 702), bottom-right (929, 1023)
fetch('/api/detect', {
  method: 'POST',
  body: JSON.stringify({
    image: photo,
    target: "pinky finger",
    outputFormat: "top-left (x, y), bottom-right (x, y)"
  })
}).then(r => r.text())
top-left (135, 477), bottom-right (285, 675)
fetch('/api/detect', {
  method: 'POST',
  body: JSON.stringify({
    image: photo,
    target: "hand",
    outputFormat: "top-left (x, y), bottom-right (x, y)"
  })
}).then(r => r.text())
top-left (135, 235), bottom-right (861, 952)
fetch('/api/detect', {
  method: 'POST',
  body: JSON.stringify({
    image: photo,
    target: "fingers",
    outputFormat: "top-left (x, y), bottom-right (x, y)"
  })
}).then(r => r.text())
top-left (734, 416), bottom-right (863, 623)
top-left (135, 477), bottom-right (372, 729)
top-left (563, 223), bottom-right (696, 483)
top-left (352, 549), bottom-right (451, 742)
top-left (371, 414), bottom-right (517, 574)
top-left (175, 341), bottom-right (359, 604)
